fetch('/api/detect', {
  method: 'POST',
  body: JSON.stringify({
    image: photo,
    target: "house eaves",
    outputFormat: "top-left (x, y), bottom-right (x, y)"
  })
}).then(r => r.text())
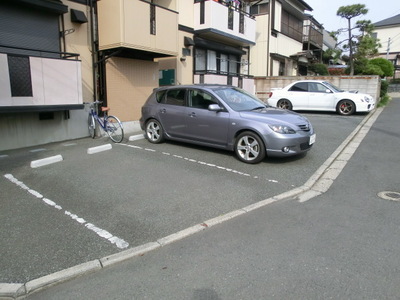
top-left (373, 14), bottom-right (400, 28)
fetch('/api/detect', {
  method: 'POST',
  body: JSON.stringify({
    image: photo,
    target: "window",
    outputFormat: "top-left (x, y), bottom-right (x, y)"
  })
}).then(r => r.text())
top-left (289, 82), bottom-right (308, 92)
top-left (200, 0), bottom-right (205, 24)
top-left (207, 50), bottom-right (217, 73)
top-left (250, 3), bottom-right (269, 15)
top-left (195, 49), bottom-right (206, 72)
top-left (229, 54), bottom-right (238, 74)
top-left (150, 4), bottom-right (156, 35)
top-left (228, 7), bottom-right (234, 30)
top-left (239, 13), bottom-right (244, 34)
top-left (195, 49), bottom-right (239, 76)
top-left (309, 83), bottom-right (328, 93)
top-left (189, 90), bottom-right (218, 109)
top-left (220, 54), bottom-right (228, 74)
top-left (281, 10), bottom-right (303, 42)
top-left (163, 89), bottom-right (186, 106)
top-left (8, 55), bottom-right (33, 97)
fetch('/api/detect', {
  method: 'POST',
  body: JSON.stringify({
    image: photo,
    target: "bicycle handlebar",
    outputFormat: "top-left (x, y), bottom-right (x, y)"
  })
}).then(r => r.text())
top-left (83, 100), bottom-right (103, 105)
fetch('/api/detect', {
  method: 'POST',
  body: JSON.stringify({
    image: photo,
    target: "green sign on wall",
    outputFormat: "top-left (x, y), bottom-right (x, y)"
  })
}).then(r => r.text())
top-left (159, 69), bottom-right (175, 86)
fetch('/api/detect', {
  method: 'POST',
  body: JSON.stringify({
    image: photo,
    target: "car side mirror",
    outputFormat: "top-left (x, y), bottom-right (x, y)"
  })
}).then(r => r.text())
top-left (208, 104), bottom-right (223, 112)
top-left (326, 89), bottom-right (332, 93)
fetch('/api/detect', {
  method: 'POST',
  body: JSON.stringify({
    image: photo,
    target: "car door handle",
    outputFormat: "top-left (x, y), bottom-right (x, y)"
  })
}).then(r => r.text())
top-left (160, 108), bottom-right (166, 113)
top-left (189, 112), bottom-right (196, 117)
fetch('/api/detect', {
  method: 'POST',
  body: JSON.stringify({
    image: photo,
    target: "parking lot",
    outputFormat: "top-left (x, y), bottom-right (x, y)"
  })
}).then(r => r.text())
top-left (0, 112), bottom-right (366, 283)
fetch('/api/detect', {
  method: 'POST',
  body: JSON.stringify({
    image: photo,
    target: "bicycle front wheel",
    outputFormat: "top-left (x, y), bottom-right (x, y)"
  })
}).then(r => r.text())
top-left (105, 115), bottom-right (124, 143)
top-left (88, 114), bottom-right (96, 138)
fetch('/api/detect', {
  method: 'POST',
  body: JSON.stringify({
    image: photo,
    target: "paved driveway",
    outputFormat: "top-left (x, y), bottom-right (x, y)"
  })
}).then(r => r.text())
top-left (0, 112), bottom-right (366, 283)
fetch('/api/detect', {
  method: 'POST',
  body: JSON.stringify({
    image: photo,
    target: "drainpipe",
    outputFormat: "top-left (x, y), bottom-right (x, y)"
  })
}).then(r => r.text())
top-left (89, 0), bottom-right (98, 102)
top-left (266, 0), bottom-right (272, 76)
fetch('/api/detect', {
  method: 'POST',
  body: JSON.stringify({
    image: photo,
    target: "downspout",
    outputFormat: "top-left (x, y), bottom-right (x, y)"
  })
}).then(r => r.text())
top-left (60, 12), bottom-right (66, 53)
top-left (267, 0), bottom-right (273, 76)
top-left (89, 0), bottom-right (98, 101)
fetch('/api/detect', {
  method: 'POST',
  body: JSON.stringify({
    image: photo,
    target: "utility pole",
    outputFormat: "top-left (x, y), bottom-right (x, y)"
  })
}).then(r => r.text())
top-left (386, 37), bottom-right (391, 59)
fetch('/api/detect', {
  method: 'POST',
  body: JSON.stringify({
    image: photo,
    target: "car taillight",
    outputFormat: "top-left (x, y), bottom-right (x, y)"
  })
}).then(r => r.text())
top-left (267, 92), bottom-right (273, 98)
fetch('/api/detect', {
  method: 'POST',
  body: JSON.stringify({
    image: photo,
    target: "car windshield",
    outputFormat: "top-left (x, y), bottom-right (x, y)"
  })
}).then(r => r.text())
top-left (323, 81), bottom-right (344, 93)
top-left (214, 87), bottom-right (267, 111)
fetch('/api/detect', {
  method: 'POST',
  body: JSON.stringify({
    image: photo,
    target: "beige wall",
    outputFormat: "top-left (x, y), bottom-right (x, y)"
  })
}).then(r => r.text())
top-left (105, 58), bottom-right (159, 121)
top-left (98, 0), bottom-right (178, 57)
top-left (250, 14), bottom-right (269, 77)
top-left (62, 0), bottom-right (94, 102)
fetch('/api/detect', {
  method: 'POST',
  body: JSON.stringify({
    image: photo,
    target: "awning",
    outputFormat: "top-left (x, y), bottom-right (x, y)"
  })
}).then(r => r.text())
top-left (194, 37), bottom-right (246, 56)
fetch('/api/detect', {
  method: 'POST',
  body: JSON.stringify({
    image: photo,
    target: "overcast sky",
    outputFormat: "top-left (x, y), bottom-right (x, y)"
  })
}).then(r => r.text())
top-left (304, 0), bottom-right (400, 32)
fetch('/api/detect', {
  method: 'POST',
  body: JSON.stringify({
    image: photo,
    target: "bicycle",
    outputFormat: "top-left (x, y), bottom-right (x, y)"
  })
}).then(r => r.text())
top-left (84, 101), bottom-right (124, 143)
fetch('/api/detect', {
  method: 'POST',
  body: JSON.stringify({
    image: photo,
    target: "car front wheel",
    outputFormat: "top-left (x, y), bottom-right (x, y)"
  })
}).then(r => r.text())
top-left (234, 131), bottom-right (266, 164)
top-left (277, 99), bottom-right (293, 110)
top-left (145, 119), bottom-right (165, 143)
top-left (337, 99), bottom-right (355, 115)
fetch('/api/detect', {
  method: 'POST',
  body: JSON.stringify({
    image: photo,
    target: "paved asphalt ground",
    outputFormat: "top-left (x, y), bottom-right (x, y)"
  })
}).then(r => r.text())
top-left (1, 96), bottom-right (399, 299)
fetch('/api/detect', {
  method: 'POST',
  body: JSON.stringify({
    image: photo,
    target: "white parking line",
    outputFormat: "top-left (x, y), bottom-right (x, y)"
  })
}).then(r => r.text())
top-left (118, 143), bottom-right (281, 183)
top-left (3, 174), bottom-right (129, 249)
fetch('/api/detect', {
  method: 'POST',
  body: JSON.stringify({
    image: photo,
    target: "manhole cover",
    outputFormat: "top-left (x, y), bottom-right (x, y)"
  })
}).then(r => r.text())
top-left (377, 191), bottom-right (400, 202)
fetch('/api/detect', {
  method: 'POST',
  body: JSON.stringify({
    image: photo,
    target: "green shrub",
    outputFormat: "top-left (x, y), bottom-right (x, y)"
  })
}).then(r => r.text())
top-left (380, 80), bottom-right (389, 97)
top-left (369, 58), bottom-right (394, 77)
top-left (362, 63), bottom-right (384, 77)
top-left (309, 63), bottom-right (329, 75)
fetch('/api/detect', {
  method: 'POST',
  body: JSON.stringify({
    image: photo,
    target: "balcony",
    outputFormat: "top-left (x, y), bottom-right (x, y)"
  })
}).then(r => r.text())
top-left (303, 25), bottom-right (323, 50)
top-left (98, 0), bottom-right (178, 59)
top-left (194, 0), bottom-right (256, 46)
top-left (0, 47), bottom-right (82, 113)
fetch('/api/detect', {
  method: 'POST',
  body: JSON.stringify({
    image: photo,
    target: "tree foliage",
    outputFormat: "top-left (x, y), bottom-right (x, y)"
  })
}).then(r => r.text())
top-left (333, 4), bottom-right (378, 75)
top-left (368, 58), bottom-right (395, 77)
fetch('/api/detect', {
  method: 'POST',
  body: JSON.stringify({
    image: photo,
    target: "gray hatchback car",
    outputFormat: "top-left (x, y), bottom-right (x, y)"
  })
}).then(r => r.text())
top-left (140, 85), bottom-right (316, 164)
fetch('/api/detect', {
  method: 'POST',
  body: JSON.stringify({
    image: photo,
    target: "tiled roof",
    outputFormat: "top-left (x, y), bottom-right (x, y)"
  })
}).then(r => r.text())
top-left (373, 14), bottom-right (400, 27)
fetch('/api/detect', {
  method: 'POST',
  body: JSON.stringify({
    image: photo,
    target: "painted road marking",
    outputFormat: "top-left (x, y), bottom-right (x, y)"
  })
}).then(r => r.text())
top-left (4, 174), bottom-right (129, 249)
top-left (118, 143), bottom-right (281, 184)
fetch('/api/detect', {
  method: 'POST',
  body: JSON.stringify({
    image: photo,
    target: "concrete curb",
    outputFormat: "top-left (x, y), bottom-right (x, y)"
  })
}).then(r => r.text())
top-left (128, 134), bottom-right (144, 141)
top-left (0, 108), bottom-right (384, 299)
top-left (87, 144), bottom-right (112, 154)
top-left (30, 155), bottom-right (63, 168)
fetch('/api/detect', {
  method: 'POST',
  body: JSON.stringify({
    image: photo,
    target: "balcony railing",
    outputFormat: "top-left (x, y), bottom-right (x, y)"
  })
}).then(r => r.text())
top-left (97, 0), bottom-right (178, 57)
top-left (0, 46), bottom-right (82, 112)
top-left (194, 0), bottom-right (256, 46)
top-left (303, 25), bottom-right (323, 49)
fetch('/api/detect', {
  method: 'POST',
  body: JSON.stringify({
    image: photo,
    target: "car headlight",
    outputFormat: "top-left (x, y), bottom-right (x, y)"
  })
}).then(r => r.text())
top-left (269, 125), bottom-right (296, 134)
top-left (362, 96), bottom-right (371, 103)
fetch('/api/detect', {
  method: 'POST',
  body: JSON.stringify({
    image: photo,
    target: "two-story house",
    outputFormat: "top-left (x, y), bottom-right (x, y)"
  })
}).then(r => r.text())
top-left (373, 14), bottom-right (400, 78)
top-left (249, 0), bottom-right (314, 77)
top-left (97, 0), bottom-right (257, 125)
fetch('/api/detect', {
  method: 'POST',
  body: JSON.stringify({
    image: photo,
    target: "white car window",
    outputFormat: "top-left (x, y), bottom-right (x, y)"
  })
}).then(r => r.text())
top-left (309, 83), bottom-right (328, 93)
top-left (289, 82), bottom-right (308, 92)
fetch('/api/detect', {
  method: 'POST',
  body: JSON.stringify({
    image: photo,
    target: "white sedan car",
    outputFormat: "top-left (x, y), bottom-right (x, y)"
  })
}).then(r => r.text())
top-left (267, 80), bottom-right (375, 116)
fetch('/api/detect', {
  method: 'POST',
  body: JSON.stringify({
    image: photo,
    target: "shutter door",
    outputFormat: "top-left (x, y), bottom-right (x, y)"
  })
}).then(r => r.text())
top-left (0, 3), bottom-right (60, 56)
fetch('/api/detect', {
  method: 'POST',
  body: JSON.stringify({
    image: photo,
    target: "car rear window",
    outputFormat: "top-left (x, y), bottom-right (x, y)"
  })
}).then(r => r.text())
top-left (156, 90), bottom-right (167, 103)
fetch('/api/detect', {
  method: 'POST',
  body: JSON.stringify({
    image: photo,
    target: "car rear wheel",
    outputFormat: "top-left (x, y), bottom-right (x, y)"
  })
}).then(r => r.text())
top-left (145, 119), bottom-right (165, 143)
top-left (234, 131), bottom-right (266, 164)
top-left (277, 99), bottom-right (293, 110)
top-left (337, 99), bottom-right (355, 115)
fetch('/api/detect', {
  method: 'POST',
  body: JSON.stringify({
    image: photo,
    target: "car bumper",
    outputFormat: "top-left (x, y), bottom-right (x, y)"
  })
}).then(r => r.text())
top-left (265, 131), bottom-right (316, 157)
top-left (356, 101), bottom-right (375, 112)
